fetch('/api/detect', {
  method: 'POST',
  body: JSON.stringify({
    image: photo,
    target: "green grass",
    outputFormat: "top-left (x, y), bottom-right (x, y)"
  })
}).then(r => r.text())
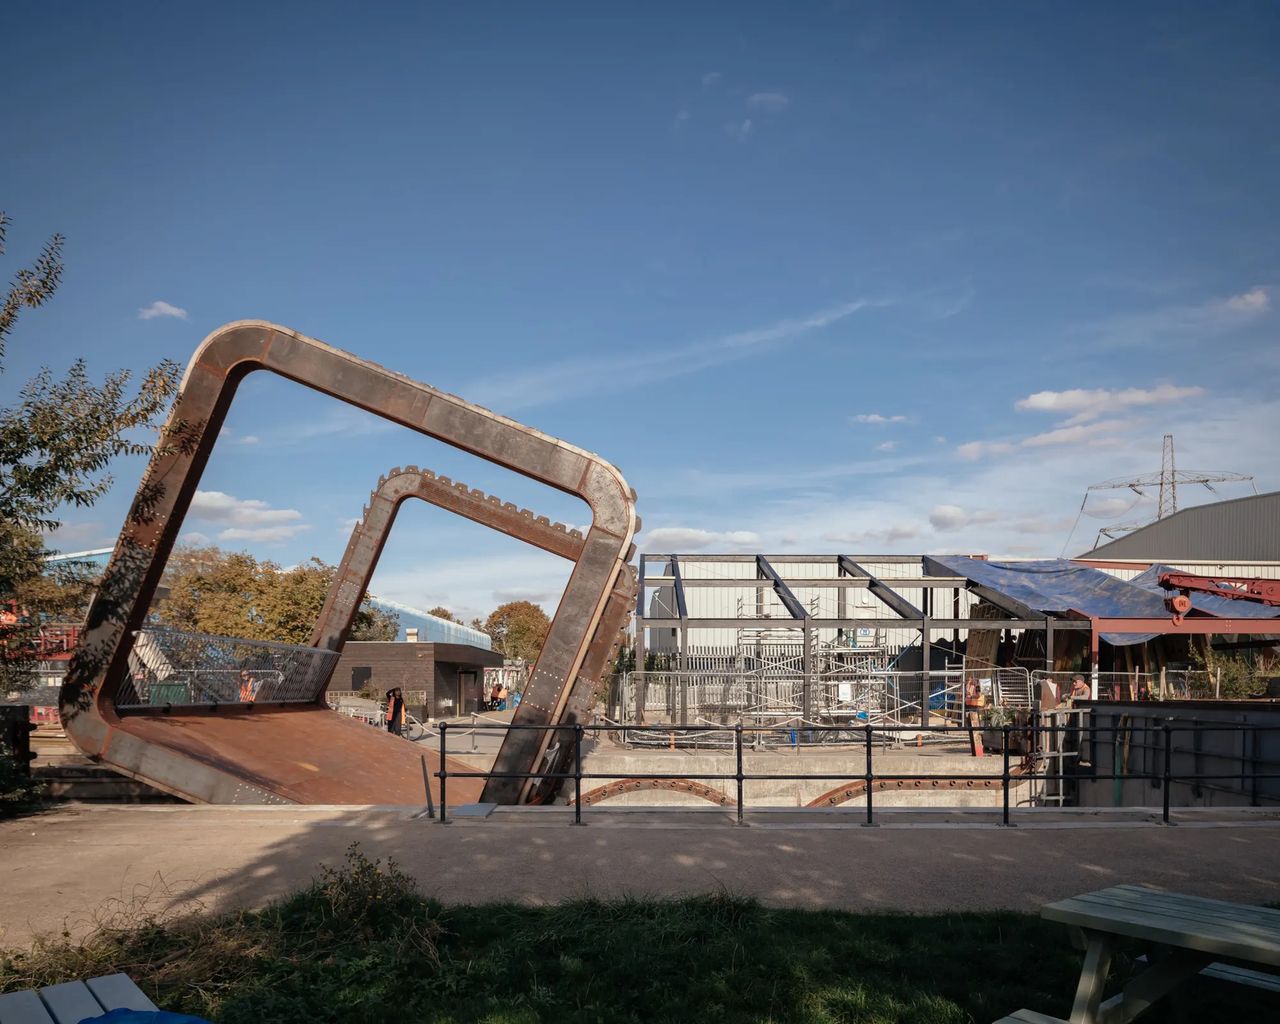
top-left (2, 846), bottom-right (1274, 1023)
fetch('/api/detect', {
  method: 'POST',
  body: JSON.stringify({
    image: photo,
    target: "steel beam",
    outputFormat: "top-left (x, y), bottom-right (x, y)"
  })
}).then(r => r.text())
top-left (61, 321), bottom-right (638, 807)
top-left (635, 577), bottom-right (967, 589)
top-left (311, 467), bottom-right (594, 653)
top-left (635, 616), bottom-right (1091, 631)
top-left (668, 554), bottom-right (689, 620)
top-left (756, 555), bottom-right (808, 620)
top-left (1090, 617), bottom-right (1280, 635)
top-left (838, 555), bottom-right (924, 619)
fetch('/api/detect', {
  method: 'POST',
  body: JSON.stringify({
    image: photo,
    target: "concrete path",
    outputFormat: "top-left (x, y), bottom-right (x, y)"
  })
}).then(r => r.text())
top-left (3, 805), bottom-right (1279, 948)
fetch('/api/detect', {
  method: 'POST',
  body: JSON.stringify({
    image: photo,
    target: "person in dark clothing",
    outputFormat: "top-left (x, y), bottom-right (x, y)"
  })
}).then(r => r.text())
top-left (386, 688), bottom-right (406, 735)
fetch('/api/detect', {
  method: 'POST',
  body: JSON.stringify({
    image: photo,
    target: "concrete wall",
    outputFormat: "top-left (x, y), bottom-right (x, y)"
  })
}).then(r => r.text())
top-left (1078, 701), bottom-right (1280, 809)
top-left (579, 745), bottom-right (1025, 808)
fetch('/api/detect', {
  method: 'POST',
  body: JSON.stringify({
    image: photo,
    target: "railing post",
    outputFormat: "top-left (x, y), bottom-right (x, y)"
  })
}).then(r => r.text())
top-left (1162, 722), bottom-right (1173, 826)
top-left (863, 724), bottom-right (876, 826)
top-left (735, 722), bottom-right (745, 825)
top-left (438, 721), bottom-right (450, 825)
top-left (1002, 725), bottom-right (1013, 827)
top-left (573, 724), bottom-right (585, 825)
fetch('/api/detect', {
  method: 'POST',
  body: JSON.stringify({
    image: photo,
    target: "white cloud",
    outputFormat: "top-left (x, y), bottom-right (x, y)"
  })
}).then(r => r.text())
top-left (726, 118), bottom-right (753, 141)
top-left (928, 505), bottom-right (999, 531)
top-left (747, 91), bottom-right (789, 112)
top-left (217, 525), bottom-right (313, 543)
top-left (957, 418), bottom-right (1131, 460)
top-left (1089, 286), bottom-right (1271, 348)
top-left (1220, 287), bottom-right (1269, 313)
top-left (875, 441), bottom-right (896, 452)
top-left (470, 298), bottom-right (877, 412)
top-left (1021, 418), bottom-right (1130, 448)
top-left (178, 531), bottom-right (210, 546)
top-left (238, 434), bottom-right (259, 445)
top-left (188, 490), bottom-right (309, 543)
top-left (640, 527), bottom-right (761, 552)
top-left (675, 108), bottom-right (690, 122)
top-left (851, 413), bottom-right (907, 424)
top-left (702, 71), bottom-right (722, 86)
top-left (956, 440), bottom-right (1015, 461)
top-left (1016, 384), bottom-right (1205, 424)
top-left (138, 300), bottom-right (188, 321)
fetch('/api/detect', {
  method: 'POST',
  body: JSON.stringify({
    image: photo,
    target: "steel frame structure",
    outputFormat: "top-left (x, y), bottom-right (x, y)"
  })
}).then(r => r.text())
top-left (61, 321), bottom-right (638, 805)
top-left (634, 554), bottom-right (1279, 726)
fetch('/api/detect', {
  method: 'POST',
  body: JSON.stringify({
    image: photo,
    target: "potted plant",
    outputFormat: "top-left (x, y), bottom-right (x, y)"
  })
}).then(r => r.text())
top-left (979, 705), bottom-right (1018, 751)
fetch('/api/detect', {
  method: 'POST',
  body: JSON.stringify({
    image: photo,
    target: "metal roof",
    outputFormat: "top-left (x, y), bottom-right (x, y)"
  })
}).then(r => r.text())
top-left (1083, 491), bottom-right (1280, 562)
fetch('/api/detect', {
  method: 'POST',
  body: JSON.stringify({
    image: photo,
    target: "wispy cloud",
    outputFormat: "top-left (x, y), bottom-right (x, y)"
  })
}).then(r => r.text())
top-left (640, 527), bottom-right (761, 552)
top-left (1088, 286), bottom-right (1271, 348)
top-left (851, 413), bottom-right (907, 424)
top-left (725, 118), bottom-right (753, 141)
top-left (702, 71), bottom-right (722, 87)
top-left (1016, 384), bottom-right (1205, 425)
top-left (957, 419), bottom-right (1129, 460)
top-left (928, 505), bottom-right (998, 531)
top-left (188, 490), bottom-right (309, 544)
top-left (470, 298), bottom-right (878, 412)
top-left (875, 441), bottom-right (896, 452)
top-left (747, 91), bottom-right (789, 112)
top-left (138, 300), bottom-right (188, 321)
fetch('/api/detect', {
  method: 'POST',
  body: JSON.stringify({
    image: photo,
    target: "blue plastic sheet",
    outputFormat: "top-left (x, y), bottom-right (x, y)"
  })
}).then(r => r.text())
top-left (927, 556), bottom-right (1279, 647)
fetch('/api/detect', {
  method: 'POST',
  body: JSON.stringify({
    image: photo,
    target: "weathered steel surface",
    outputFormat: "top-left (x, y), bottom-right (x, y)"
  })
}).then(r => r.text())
top-left (111, 707), bottom-right (483, 805)
top-left (312, 466), bottom-right (589, 653)
top-left (61, 321), bottom-right (637, 806)
top-left (572, 777), bottom-right (734, 807)
top-left (806, 777), bottom-right (1006, 808)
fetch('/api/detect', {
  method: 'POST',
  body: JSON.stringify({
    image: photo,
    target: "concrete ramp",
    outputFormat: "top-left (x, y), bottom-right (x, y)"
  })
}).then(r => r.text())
top-left (81, 705), bottom-right (482, 805)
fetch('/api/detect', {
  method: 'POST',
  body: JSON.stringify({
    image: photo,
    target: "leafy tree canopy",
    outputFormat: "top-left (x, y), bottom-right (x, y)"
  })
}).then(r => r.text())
top-left (483, 600), bottom-right (550, 664)
top-left (153, 546), bottom-right (398, 645)
top-left (1, 212), bottom-right (180, 695)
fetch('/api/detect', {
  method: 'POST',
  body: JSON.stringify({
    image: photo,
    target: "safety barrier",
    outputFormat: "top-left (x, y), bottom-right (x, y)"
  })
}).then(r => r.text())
top-left (619, 669), bottom-right (972, 735)
top-left (1031, 669), bottom-right (1214, 703)
top-left (117, 628), bottom-right (338, 708)
top-left (432, 719), bottom-right (1280, 827)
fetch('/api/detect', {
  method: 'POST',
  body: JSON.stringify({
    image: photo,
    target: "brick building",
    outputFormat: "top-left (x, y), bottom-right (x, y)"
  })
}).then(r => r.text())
top-left (332, 639), bottom-right (503, 719)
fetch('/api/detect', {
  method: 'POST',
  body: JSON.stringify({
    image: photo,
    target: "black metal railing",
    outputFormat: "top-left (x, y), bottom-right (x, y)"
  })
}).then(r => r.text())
top-left (431, 721), bottom-right (1280, 827)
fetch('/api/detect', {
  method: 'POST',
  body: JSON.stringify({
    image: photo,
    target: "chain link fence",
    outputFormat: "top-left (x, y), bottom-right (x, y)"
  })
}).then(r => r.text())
top-left (118, 628), bottom-right (338, 708)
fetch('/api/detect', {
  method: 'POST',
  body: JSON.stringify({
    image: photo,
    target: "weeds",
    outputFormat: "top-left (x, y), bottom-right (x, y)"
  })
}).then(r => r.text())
top-left (2, 850), bottom-right (1274, 1023)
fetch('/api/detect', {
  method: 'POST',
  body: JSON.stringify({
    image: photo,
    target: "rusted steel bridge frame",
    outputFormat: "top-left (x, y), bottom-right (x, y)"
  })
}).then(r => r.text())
top-left (61, 321), bottom-right (638, 805)
top-left (313, 465), bottom-right (637, 802)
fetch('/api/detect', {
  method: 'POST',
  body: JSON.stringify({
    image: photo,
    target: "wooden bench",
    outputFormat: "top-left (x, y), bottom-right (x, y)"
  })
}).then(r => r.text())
top-left (0, 973), bottom-right (157, 1024)
top-left (995, 884), bottom-right (1280, 1024)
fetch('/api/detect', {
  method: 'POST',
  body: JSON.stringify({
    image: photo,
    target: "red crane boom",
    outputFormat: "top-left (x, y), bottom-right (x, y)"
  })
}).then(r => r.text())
top-left (1156, 572), bottom-right (1280, 624)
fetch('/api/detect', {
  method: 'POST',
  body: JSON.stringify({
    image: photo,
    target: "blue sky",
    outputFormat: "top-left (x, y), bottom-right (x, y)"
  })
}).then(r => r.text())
top-left (4, 1), bottom-right (1277, 619)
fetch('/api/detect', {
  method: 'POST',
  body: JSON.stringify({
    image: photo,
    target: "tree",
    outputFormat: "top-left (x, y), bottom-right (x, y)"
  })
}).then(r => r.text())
top-left (1, 212), bottom-right (180, 696)
top-left (426, 606), bottom-right (460, 623)
top-left (152, 546), bottom-right (398, 645)
top-left (483, 601), bottom-right (550, 663)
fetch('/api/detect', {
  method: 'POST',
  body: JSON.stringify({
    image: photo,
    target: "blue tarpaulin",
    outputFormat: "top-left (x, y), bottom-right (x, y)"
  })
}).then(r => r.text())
top-left (927, 556), bottom-right (1280, 646)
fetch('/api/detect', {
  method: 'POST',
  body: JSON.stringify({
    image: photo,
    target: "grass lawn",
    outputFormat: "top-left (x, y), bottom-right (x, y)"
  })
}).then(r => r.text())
top-left (2, 846), bottom-right (1274, 1023)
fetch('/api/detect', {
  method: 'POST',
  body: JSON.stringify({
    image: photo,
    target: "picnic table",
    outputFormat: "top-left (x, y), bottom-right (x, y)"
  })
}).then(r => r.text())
top-left (996, 884), bottom-right (1280, 1024)
top-left (0, 973), bottom-right (157, 1024)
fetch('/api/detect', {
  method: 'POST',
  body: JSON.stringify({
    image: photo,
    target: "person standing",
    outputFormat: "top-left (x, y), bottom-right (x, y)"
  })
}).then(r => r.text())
top-left (386, 687), bottom-right (406, 736)
top-left (238, 670), bottom-right (257, 703)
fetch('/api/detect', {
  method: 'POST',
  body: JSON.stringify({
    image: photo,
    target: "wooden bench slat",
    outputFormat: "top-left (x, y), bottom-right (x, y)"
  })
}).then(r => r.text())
top-left (992, 1010), bottom-right (1069, 1024)
top-left (1066, 886), bottom-right (1280, 932)
top-left (35, 983), bottom-right (102, 1024)
top-left (1201, 962), bottom-right (1280, 992)
top-left (1081, 886), bottom-right (1280, 929)
top-left (0, 990), bottom-right (57, 1024)
top-left (1043, 895), bottom-right (1280, 966)
top-left (1058, 895), bottom-right (1280, 947)
top-left (84, 974), bottom-right (157, 1012)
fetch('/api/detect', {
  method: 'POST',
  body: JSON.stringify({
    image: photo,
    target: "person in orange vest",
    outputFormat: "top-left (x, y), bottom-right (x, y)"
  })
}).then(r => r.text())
top-left (385, 688), bottom-right (406, 736)
top-left (238, 669), bottom-right (257, 703)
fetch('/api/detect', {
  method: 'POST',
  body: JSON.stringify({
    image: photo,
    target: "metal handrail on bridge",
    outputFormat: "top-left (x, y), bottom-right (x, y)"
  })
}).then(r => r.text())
top-left (432, 719), bottom-right (1280, 828)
